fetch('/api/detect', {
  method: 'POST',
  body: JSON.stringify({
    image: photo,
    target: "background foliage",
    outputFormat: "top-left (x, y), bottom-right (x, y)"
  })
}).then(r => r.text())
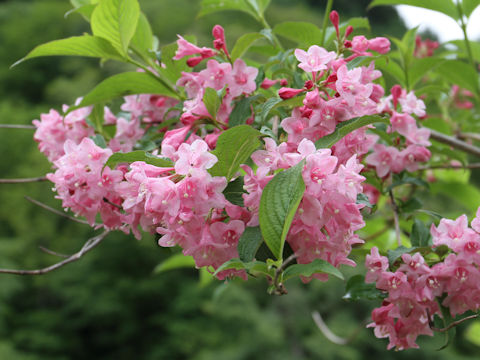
top-left (0, 0), bottom-right (479, 358)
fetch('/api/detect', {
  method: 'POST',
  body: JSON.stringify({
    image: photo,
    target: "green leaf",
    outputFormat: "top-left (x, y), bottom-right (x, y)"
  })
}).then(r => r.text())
top-left (282, 259), bottom-right (344, 281)
top-left (71, 72), bottom-right (178, 110)
top-left (91, 134), bottom-right (107, 148)
top-left (357, 193), bottom-right (373, 208)
top-left (231, 32), bottom-right (264, 61)
top-left (387, 245), bottom-right (415, 266)
top-left (13, 35), bottom-right (123, 67)
top-left (104, 150), bottom-right (173, 170)
top-left (411, 219), bottom-right (432, 247)
top-left (203, 87), bottom-right (222, 119)
top-left (259, 161), bottom-right (305, 260)
top-left (346, 56), bottom-right (375, 70)
top-left (66, 3), bottom-right (98, 21)
top-left (435, 60), bottom-right (479, 94)
top-left (153, 253), bottom-right (195, 274)
top-left (209, 125), bottom-right (262, 180)
top-left (260, 97), bottom-right (282, 122)
top-left (273, 21), bottom-right (322, 47)
top-left (369, 0), bottom-right (459, 20)
top-left (199, 0), bottom-right (260, 21)
top-left (409, 57), bottom-right (445, 89)
top-left (229, 95), bottom-right (258, 127)
top-left (213, 258), bottom-right (272, 277)
top-left (462, 0), bottom-right (479, 17)
top-left (449, 40), bottom-right (480, 63)
top-left (315, 115), bottom-right (389, 149)
top-left (465, 321), bottom-right (480, 346)
top-left (223, 177), bottom-right (246, 207)
top-left (343, 275), bottom-right (386, 301)
top-left (376, 57), bottom-right (405, 86)
top-left (238, 226), bottom-right (264, 262)
top-left (91, 0), bottom-right (140, 56)
top-left (131, 13), bottom-right (154, 55)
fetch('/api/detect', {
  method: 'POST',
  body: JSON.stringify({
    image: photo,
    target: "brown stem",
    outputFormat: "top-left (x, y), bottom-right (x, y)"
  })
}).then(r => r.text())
top-left (38, 246), bottom-right (70, 258)
top-left (24, 196), bottom-right (99, 226)
top-left (0, 231), bottom-right (109, 275)
top-left (457, 132), bottom-right (480, 142)
top-left (0, 124), bottom-right (35, 129)
top-left (431, 314), bottom-right (478, 333)
top-left (419, 162), bottom-right (480, 170)
top-left (389, 190), bottom-right (401, 246)
top-left (272, 253), bottom-right (298, 295)
top-left (0, 176), bottom-right (47, 184)
top-left (429, 129), bottom-right (480, 158)
top-left (312, 311), bottom-right (368, 345)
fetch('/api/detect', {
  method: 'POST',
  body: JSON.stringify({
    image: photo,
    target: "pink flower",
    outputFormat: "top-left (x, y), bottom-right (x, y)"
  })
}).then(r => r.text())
top-left (365, 247), bottom-right (389, 283)
top-left (174, 35), bottom-right (215, 60)
top-left (294, 45), bottom-right (336, 73)
top-left (199, 59), bottom-right (232, 90)
top-left (366, 144), bottom-right (402, 178)
top-left (228, 59), bottom-right (258, 97)
top-left (174, 140), bottom-right (218, 175)
top-left (472, 207), bottom-right (480, 233)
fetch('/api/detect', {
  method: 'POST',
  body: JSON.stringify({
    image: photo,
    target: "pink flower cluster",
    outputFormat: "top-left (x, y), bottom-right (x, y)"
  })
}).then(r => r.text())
top-left (366, 87), bottom-right (431, 177)
top-left (366, 208), bottom-right (480, 350)
top-left (115, 139), bottom-right (247, 279)
top-left (244, 138), bottom-right (366, 280)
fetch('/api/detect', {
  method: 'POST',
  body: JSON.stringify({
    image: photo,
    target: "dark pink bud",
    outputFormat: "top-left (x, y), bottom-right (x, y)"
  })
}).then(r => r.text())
top-left (278, 87), bottom-right (304, 100)
top-left (186, 56), bottom-right (203, 67)
top-left (260, 78), bottom-right (278, 89)
top-left (279, 79), bottom-right (288, 86)
top-left (344, 40), bottom-right (352, 48)
top-left (391, 85), bottom-right (403, 109)
top-left (212, 25), bottom-right (225, 40)
top-left (212, 25), bottom-right (229, 56)
top-left (329, 10), bottom-right (340, 37)
top-left (304, 80), bottom-right (314, 90)
top-left (301, 107), bottom-right (313, 118)
top-left (345, 25), bottom-right (354, 38)
top-left (325, 74), bottom-right (337, 83)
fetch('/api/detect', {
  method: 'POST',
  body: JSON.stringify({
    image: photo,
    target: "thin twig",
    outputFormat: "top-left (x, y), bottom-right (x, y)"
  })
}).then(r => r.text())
top-left (24, 196), bottom-right (98, 226)
top-left (272, 253), bottom-right (298, 295)
top-left (431, 314), bottom-right (479, 333)
top-left (103, 197), bottom-right (123, 210)
top-left (457, 132), bottom-right (480, 142)
top-left (429, 129), bottom-right (480, 158)
top-left (312, 311), bottom-right (368, 345)
top-left (0, 124), bottom-right (35, 129)
top-left (389, 190), bottom-right (401, 246)
top-left (0, 176), bottom-right (47, 184)
top-left (419, 162), bottom-right (480, 170)
top-left (0, 230), bottom-right (109, 275)
top-left (38, 246), bottom-right (70, 258)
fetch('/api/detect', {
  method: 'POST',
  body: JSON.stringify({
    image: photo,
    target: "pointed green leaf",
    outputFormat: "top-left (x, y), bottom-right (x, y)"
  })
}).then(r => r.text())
top-left (209, 125), bottom-right (262, 180)
top-left (282, 259), bottom-right (344, 281)
top-left (104, 150), bottom-right (173, 170)
top-left (369, 0), bottom-right (459, 20)
top-left (199, 0), bottom-right (259, 20)
top-left (260, 97), bottom-right (282, 122)
top-left (131, 13), bottom-right (154, 55)
top-left (223, 177), bottom-right (246, 207)
top-left (203, 87), bottom-right (222, 119)
top-left (411, 219), bottom-right (432, 247)
top-left (154, 253), bottom-right (195, 274)
top-left (91, 0), bottom-right (140, 55)
top-left (259, 161), bottom-right (305, 260)
top-left (238, 226), bottom-right (263, 262)
top-left (273, 21), bottom-right (322, 47)
top-left (13, 35), bottom-right (124, 67)
top-left (315, 115), bottom-right (389, 149)
top-left (343, 275), bottom-right (386, 301)
top-left (72, 72), bottom-right (178, 110)
top-left (229, 96), bottom-right (258, 127)
top-left (231, 32), bottom-right (264, 61)
top-left (462, 0), bottom-right (479, 17)
top-left (435, 60), bottom-right (479, 94)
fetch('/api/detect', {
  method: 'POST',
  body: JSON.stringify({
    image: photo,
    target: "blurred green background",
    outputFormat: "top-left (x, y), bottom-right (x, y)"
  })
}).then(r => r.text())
top-left (0, 0), bottom-right (479, 359)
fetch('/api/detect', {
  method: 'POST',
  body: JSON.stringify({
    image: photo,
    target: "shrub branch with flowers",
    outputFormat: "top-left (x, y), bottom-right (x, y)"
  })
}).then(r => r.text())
top-left (2, 0), bottom-right (480, 351)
